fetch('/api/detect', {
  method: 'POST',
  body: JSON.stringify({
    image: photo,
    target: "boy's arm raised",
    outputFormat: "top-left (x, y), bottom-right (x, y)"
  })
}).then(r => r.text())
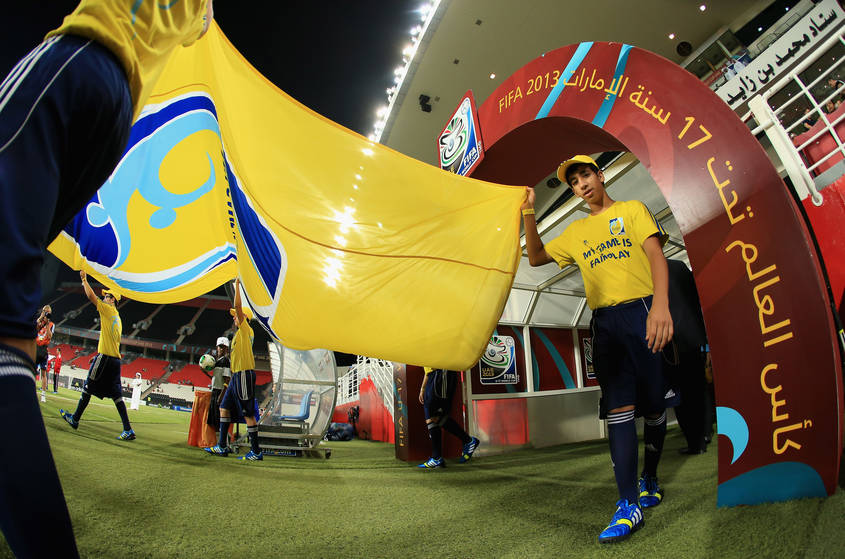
top-left (522, 188), bottom-right (554, 266)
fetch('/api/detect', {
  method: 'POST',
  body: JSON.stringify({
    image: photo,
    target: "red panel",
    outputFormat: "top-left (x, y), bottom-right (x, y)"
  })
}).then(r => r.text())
top-left (529, 327), bottom-right (577, 390)
top-left (474, 399), bottom-right (528, 446)
top-left (803, 177), bottom-right (845, 320)
top-left (331, 402), bottom-right (355, 424)
top-left (394, 366), bottom-right (464, 461)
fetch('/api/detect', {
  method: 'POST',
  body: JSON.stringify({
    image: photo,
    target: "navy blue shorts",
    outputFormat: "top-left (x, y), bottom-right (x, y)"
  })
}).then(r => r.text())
top-left (220, 370), bottom-right (257, 419)
top-left (591, 296), bottom-right (680, 418)
top-left (35, 346), bottom-right (49, 369)
top-left (0, 35), bottom-right (132, 340)
top-left (83, 354), bottom-right (123, 400)
top-left (423, 369), bottom-right (457, 421)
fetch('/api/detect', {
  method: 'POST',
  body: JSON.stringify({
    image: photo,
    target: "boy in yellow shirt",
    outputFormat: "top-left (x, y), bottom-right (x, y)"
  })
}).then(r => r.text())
top-left (60, 271), bottom-right (135, 440)
top-left (522, 155), bottom-right (676, 544)
top-left (204, 279), bottom-right (263, 461)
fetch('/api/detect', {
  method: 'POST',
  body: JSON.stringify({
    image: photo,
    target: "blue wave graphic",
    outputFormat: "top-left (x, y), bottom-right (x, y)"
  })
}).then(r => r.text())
top-left (717, 462), bottom-right (827, 507)
top-left (111, 250), bottom-right (235, 292)
top-left (717, 406), bottom-right (749, 464)
top-left (64, 93), bottom-right (234, 293)
top-left (533, 330), bottom-right (575, 389)
top-left (535, 42), bottom-right (593, 119)
top-left (591, 44), bottom-right (632, 128)
top-left (225, 158), bottom-right (282, 298)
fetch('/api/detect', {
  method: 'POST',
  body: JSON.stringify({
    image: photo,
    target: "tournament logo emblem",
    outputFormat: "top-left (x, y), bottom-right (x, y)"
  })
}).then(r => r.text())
top-left (479, 335), bottom-right (518, 385)
top-left (609, 217), bottom-right (625, 235)
top-left (438, 91), bottom-right (484, 176)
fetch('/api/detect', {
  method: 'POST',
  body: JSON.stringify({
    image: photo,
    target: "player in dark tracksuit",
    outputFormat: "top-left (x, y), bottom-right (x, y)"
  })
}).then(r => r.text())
top-left (417, 367), bottom-right (479, 469)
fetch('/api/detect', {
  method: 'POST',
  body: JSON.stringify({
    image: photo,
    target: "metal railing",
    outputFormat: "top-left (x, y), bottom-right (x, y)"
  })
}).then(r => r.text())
top-left (335, 356), bottom-right (395, 420)
top-left (747, 26), bottom-right (845, 206)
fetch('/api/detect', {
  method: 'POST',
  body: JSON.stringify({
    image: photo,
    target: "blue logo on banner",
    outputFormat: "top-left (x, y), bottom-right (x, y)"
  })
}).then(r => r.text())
top-left (62, 93), bottom-right (235, 293)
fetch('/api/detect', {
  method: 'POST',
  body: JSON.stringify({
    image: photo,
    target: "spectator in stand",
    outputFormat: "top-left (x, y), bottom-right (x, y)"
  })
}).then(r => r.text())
top-left (803, 107), bottom-right (818, 130)
top-left (36, 305), bottom-right (54, 398)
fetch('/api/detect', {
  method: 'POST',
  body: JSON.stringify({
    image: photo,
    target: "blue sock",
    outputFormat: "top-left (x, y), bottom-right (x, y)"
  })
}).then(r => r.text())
top-left (427, 423), bottom-right (443, 459)
top-left (72, 392), bottom-right (91, 423)
top-left (0, 346), bottom-right (79, 557)
top-left (114, 398), bottom-right (132, 431)
top-left (607, 409), bottom-right (638, 504)
top-left (217, 418), bottom-right (230, 448)
top-left (247, 425), bottom-right (260, 453)
top-left (442, 417), bottom-right (471, 444)
top-left (643, 410), bottom-right (667, 478)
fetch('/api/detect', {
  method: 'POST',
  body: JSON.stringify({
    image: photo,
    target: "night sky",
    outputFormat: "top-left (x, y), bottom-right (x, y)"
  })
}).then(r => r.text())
top-left (1, 0), bottom-right (421, 134)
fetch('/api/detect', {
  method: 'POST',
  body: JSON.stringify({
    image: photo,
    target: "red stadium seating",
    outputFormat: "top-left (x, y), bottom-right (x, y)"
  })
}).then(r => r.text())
top-left (167, 364), bottom-right (212, 387)
top-left (52, 343), bottom-right (82, 361)
top-left (122, 357), bottom-right (168, 380)
top-left (70, 351), bottom-right (96, 370)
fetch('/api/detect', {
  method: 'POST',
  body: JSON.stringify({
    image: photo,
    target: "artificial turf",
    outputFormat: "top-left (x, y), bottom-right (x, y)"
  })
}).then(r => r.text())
top-left (2, 388), bottom-right (843, 558)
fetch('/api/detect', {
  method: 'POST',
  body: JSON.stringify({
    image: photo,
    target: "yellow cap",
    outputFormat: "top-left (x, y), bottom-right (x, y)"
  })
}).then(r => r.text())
top-left (230, 306), bottom-right (254, 320)
top-left (101, 289), bottom-right (122, 302)
top-left (556, 155), bottom-right (599, 183)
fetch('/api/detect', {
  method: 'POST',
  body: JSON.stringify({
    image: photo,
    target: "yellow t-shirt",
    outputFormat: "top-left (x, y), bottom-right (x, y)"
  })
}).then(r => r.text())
top-left (46, 0), bottom-right (208, 120)
top-left (545, 200), bottom-right (666, 310)
top-left (230, 320), bottom-right (255, 373)
top-left (96, 299), bottom-right (122, 358)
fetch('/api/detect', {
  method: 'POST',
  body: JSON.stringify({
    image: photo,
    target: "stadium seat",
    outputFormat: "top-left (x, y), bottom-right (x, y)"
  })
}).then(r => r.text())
top-left (279, 390), bottom-right (314, 421)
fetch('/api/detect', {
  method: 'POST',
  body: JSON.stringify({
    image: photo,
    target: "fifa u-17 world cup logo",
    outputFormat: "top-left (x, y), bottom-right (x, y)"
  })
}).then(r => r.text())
top-left (439, 98), bottom-right (472, 173)
top-left (479, 335), bottom-right (517, 385)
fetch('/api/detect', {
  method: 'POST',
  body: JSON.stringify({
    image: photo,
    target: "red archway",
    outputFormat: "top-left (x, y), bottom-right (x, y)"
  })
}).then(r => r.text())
top-left (470, 42), bottom-right (843, 505)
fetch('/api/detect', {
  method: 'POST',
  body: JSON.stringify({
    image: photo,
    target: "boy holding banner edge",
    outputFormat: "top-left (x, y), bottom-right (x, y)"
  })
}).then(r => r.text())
top-left (521, 155), bottom-right (676, 544)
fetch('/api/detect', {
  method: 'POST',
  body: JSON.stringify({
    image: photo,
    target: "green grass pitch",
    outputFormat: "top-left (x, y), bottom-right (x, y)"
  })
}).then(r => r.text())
top-left (2, 388), bottom-right (843, 558)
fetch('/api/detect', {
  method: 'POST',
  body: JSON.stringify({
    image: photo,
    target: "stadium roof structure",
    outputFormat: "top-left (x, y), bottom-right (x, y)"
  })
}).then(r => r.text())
top-left (377, 0), bottom-right (789, 329)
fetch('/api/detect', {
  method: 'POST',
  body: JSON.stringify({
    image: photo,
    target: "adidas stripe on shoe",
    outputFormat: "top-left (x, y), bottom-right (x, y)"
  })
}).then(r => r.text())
top-left (598, 499), bottom-right (644, 544)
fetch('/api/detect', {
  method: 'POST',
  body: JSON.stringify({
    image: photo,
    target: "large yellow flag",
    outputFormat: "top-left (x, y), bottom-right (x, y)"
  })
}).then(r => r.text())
top-left (49, 23), bottom-right (524, 370)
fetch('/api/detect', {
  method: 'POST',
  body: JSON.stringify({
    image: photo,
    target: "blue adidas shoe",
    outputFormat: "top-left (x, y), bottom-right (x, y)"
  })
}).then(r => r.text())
top-left (598, 499), bottom-right (644, 543)
top-left (417, 457), bottom-right (445, 469)
top-left (59, 409), bottom-right (78, 430)
top-left (638, 475), bottom-right (664, 508)
top-left (238, 450), bottom-right (263, 461)
top-left (203, 445), bottom-right (229, 457)
top-left (117, 429), bottom-right (136, 441)
top-left (459, 437), bottom-right (480, 463)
